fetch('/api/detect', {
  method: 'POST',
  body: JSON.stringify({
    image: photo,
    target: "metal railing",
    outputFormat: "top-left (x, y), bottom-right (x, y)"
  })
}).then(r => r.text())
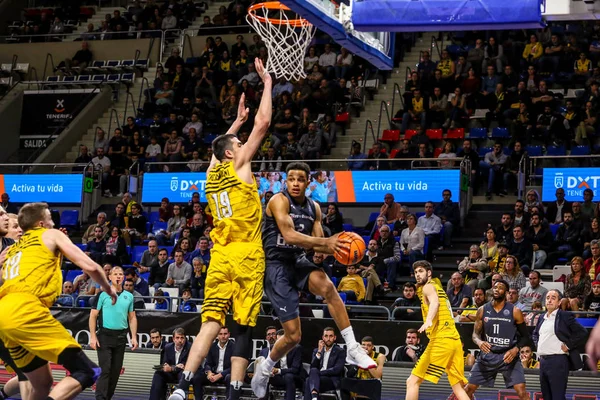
top-left (136, 76), bottom-right (150, 115)
top-left (459, 158), bottom-right (472, 226)
top-left (106, 108), bottom-right (121, 143)
top-left (390, 82), bottom-right (404, 119)
top-left (363, 120), bottom-right (376, 147)
top-left (404, 66), bottom-right (412, 88)
top-left (160, 29), bottom-right (183, 63)
top-left (375, 100), bottom-right (392, 142)
top-left (1, 29), bottom-right (165, 44)
top-left (182, 33), bottom-right (194, 60)
top-left (430, 35), bottom-right (442, 61)
top-left (123, 91), bottom-right (137, 125)
top-left (42, 52), bottom-right (55, 80)
top-left (409, 157), bottom-right (464, 169)
top-left (524, 154), bottom-right (600, 188)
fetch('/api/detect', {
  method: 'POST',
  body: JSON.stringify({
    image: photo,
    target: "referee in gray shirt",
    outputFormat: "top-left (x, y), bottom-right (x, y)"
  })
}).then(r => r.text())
top-left (89, 266), bottom-right (138, 400)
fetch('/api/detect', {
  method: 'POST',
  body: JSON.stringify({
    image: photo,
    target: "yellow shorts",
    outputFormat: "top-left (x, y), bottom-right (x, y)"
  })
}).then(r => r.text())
top-left (0, 293), bottom-right (80, 370)
top-left (202, 243), bottom-right (265, 327)
top-left (411, 337), bottom-right (467, 386)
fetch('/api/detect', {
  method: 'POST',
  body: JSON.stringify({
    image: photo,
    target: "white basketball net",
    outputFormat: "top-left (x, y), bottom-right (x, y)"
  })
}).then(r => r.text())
top-left (246, 3), bottom-right (316, 81)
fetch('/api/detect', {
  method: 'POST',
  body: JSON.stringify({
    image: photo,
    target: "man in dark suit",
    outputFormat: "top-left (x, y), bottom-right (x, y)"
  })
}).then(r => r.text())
top-left (545, 188), bottom-right (572, 225)
top-left (259, 329), bottom-right (306, 400)
top-left (146, 328), bottom-right (165, 350)
top-left (532, 289), bottom-right (587, 400)
top-left (199, 326), bottom-right (234, 397)
top-left (304, 327), bottom-right (346, 400)
top-left (149, 328), bottom-right (203, 400)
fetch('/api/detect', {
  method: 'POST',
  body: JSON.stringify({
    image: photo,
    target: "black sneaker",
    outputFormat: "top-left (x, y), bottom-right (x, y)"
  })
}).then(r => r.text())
top-left (486, 192), bottom-right (492, 200)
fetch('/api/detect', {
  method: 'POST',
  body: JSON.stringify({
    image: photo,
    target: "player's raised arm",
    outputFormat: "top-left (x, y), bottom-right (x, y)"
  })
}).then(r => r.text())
top-left (418, 283), bottom-right (439, 333)
top-left (268, 194), bottom-right (348, 254)
top-left (47, 229), bottom-right (116, 302)
top-left (236, 58), bottom-right (272, 167)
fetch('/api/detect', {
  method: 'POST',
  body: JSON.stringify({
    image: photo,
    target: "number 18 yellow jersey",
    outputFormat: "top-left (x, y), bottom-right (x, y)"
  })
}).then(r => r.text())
top-left (0, 228), bottom-right (62, 308)
top-left (205, 162), bottom-right (262, 247)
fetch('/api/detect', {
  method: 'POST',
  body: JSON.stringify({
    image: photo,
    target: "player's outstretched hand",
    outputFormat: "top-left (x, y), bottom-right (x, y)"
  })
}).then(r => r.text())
top-left (586, 319), bottom-right (600, 370)
top-left (108, 285), bottom-right (118, 305)
top-left (254, 58), bottom-right (271, 84)
top-left (237, 93), bottom-right (249, 123)
top-left (478, 341), bottom-right (492, 354)
top-left (328, 233), bottom-right (351, 255)
top-left (418, 320), bottom-right (432, 333)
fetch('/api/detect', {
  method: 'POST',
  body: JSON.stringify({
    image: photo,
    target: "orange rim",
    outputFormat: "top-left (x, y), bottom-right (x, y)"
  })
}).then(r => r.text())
top-left (247, 1), bottom-right (312, 27)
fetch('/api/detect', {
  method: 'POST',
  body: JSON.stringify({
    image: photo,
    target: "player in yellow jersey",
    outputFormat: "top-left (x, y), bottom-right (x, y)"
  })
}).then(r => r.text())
top-left (0, 202), bottom-right (117, 400)
top-left (169, 58), bottom-right (272, 400)
top-left (406, 260), bottom-right (469, 400)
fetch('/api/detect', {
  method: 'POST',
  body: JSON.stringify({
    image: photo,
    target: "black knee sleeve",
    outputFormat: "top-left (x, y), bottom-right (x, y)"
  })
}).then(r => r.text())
top-left (231, 324), bottom-right (253, 360)
top-left (57, 348), bottom-right (100, 390)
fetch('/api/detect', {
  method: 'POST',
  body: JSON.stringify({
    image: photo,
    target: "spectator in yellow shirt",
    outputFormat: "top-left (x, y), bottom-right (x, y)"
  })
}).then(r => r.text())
top-left (459, 288), bottom-right (486, 323)
top-left (522, 34), bottom-right (544, 69)
top-left (519, 346), bottom-right (539, 369)
top-left (337, 265), bottom-right (366, 302)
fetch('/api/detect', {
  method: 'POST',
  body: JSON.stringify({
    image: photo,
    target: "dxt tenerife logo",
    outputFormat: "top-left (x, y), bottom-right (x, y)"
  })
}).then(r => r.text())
top-left (170, 176), bottom-right (206, 198)
top-left (54, 99), bottom-right (65, 113)
top-left (47, 98), bottom-right (72, 120)
top-left (554, 171), bottom-right (599, 196)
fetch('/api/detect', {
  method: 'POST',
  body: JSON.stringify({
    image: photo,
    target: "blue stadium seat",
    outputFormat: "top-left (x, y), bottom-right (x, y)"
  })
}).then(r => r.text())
top-left (203, 134), bottom-right (217, 144)
top-left (525, 145), bottom-right (543, 157)
top-left (491, 127), bottom-right (509, 138)
top-left (362, 236), bottom-right (370, 244)
top-left (576, 318), bottom-right (597, 328)
top-left (132, 246), bottom-right (146, 263)
top-left (149, 211), bottom-right (160, 223)
top-left (469, 128), bottom-right (488, 139)
top-left (153, 221), bottom-right (167, 232)
top-left (342, 223), bottom-right (353, 232)
top-left (368, 212), bottom-right (380, 223)
top-left (571, 145), bottom-right (590, 156)
top-left (477, 147), bottom-right (491, 157)
top-left (547, 145), bottom-right (566, 156)
top-left (331, 277), bottom-right (338, 287)
top-left (61, 210), bottom-right (79, 229)
top-left (65, 270), bottom-right (83, 283)
top-left (140, 272), bottom-right (150, 281)
top-left (423, 236), bottom-right (429, 258)
top-left (75, 243), bottom-right (86, 251)
top-left (415, 212), bottom-right (425, 220)
top-left (549, 224), bottom-right (559, 237)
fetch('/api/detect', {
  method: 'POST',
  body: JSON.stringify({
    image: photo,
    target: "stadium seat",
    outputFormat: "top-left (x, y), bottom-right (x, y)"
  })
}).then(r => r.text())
top-left (404, 129), bottom-right (417, 140)
top-left (368, 212), bottom-right (380, 223)
top-left (107, 74), bottom-right (120, 83)
top-left (88, 60), bottom-right (106, 73)
top-left (140, 272), bottom-right (150, 281)
top-left (61, 210), bottom-right (79, 229)
top-left (362, 236), bottom-right (370, 244)
top-left (65, 270), bottom-right (83, 283)
top-left (478, 147), bottom-right (492, 157)
top-left (469, 128), bottom-right (487, 139)
top-left (433, 147), bottom-right (443, 158)
top-left (204, 134), bottom-right (217, 144)
top-left (153, 221), bottom-right (167, 232)
top-left (389, 149), bottom-right (400, 158)
top-left (446, 128), bottom-right (464, 139)
top-left (525, 145), bottom-right (543, 157)
top-left (132, 246), bottom-right (146, 263)
top-left (121, 59), bottom-right (135, 70)
top-left (380, 129), bottom-right (400, 142)
top-left (342, 223), bottom-right (353, 232)
top-left (121, 73), bottom-right (134, 83)
top-left (75, 243), bottom-right (86, 251)
top-left (546, 145), bottom-right (566, 156)
top-left (426, 128), bottom-right (443, 140)
top-left (491, 127), bottom-right (509, 138)
top-left (549, 224), bottom-right (559, 237)
top-left (77, 75), bottom-right (91, 82)
top-left (149, 211), bottom-right (160, 223)
top-left (571, 145), bottom-right (590, 156)
top-left (91, 74), bottom-right (105, 82)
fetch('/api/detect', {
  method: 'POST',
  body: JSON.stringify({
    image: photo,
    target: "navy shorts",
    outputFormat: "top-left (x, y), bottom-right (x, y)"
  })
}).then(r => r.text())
top-left (264, 255), bottom-right (320, 323)
top-left (468, 350), bottom-right (525, 388)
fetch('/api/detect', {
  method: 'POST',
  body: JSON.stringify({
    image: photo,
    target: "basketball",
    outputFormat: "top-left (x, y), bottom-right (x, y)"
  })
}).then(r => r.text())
top-left (334, 232), bottom-right (366, 265)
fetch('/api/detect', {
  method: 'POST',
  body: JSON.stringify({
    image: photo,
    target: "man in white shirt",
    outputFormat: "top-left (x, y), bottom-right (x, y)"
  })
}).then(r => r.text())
top-left (200, 326), bottom-right (233, 397)
top-left (305, 328), bottom-right (346, 400)
top-left (182, 113), bottom-right (203, 136)
top-left (91, 147), bottom-right (112, 197)
top-left (532, 290), bottom-right (587, 400)
top-left (238, 63), bottom-right (259, 86)
top-left (417, 202), bottom-right (442, 259)
top-left (318, 44), bottom-right (337, 78)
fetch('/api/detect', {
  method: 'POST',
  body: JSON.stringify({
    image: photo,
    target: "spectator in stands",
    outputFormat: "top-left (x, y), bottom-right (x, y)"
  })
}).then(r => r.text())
top-left (512, 200), bottom-right (530, 229)
top-left (190, 256), bottom-right (207, 298)
top-left (401, 89), bottom-right (427, 133)
top-left (6, 213), bottom-right (21, 241)
top-left (161, 8), bottom-right (177, 30)
top-left (343, 336), bottom-right (385, 400)
top-left (457, 245), bottom-right (488, 291)
top-left (110, 10), bottom-right (128, 31)
top-left (572, 202), bottom-right (584, 226)
top-left (149, 328), bottom-right (202, 400)
top-left (428, 87), bottom-right (447, 126)
top-left (347, 142), bottom-right (366, 171)
top-left (50, 16), bottom-right (65, 35)
top-left (182, 113), bottom-right (202, 137)
top-left (456, 139), bottom-right (480, 189)
top-left (510, 225), bottom-right (532, 274)
top-left (0, 194), bottom-right (16, 215)
top-left (447, 272), bottom-right (472, 315)
top-left (390, 283), bottom-right (421, 321)
top-left (92, 147), bottom-right (112, 197)
top-left (547, 211), bottom-right (581, 267)
top-left (585, 239), bottom-right (600, 281)
top-left (318, 44), bottom-right (337, 79)
top-left (480, 143), bottom-right (508, 200)
top-left (503, 255), bottom-right (527, 292)
top-left (400, 213), bottom-right (425, 267)
top-left (178, 288), bottom-right (197, 312)
top-left (541, 34), bottom-right (564, 74)
top-left (135, 240), bottom-right (159, 274)
top-left (55, 281), bottom-right (75, 307)
top-left (166, 250), bottom-right (192, 293)
top-left (527, 214), bottom-right (553, 270)
top-left (519, 346), bottom-right (539, 369)
top-left (335, 47), bottom-right (353, 80)
top-left (507, 287), bottom-right (526, 310)
top-left (524, 300), bottom-right (543, 326)
top-left (393, 328), bottom-right (424, 363)
top-left (480, 227), bottom-right (499, 269)
top-left (81, 212), bottom-right (108, 244)
top-left (62, 41), bottom-right (93, 73)
top-left (495, 213), bottom-right (514, 245)
top-left (519, 271), bottom-right (548, 310)
top-left (379, 193), bottom-right (401, 224)
top-left (155, 81), bottom-right (175, 110)
top-left (546, 188), bottom-right (571, 225)
top-left (584, 280), bottom-right (600, 317)
top-left (445, 87), bottom-right (467, 129)
top-left (123, 278), bottom-right (146, 309)
top-left (85, 226), bottom-right (107, 264)
top-left (417, 51), bottom-right (436, 82)
top-left (104, 227), bottom-right (129, 265)
top-left (174, 237), bottom-right (192, 263)
top-left (125, 203), bottom-right (147, 243)
top-left (146, 328), bottom-right (164, 350)
top-left (305, 327), bottom-right (346, 400)
top-left (417, 201), bottom-right (442, 258)
top-left (125, 268), bottom-right (150, 298)
top-left (149, 248), bottom-right (170, 289)
top-left (522, 34), bottom-right (544, 69)
top-left (336, 265), bottom-right (366, 303)
top-left (482, 36), bottom-right (504, 72)
top-left (502, 142), bottom-right (525, 195)
top-left (299, 123), bottom-right (323, 162)
top-left (484, 273), bottom-right (503, 301)
top-left (259, 147), bottom-right (282, 172)
top-left (156, 204), bottom-right (186, 245)
top-left (562, 256), bottom-right (592, 311)
top-left (323, 204), bottom-right (343, 236)
top-left (73, 272), bottom-right (98, 300)
top-left (582, 188), bottom-right (597, 223)
top-left (434, 189), bottom-right (460, 250)
top-left (458, 287), bottom-right (487, 323)
top-left (392, 207), bottom-right (410, 236)
top-left (377, 224), bottom-right (400, 292)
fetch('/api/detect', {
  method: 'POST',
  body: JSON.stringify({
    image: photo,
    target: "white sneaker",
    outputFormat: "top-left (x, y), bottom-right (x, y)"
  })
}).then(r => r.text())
top-left (168, 389), bottom-right (186, 400)
top-left (251, 356), bottom-right (270, 398)
top-left (346, 342), bottom-right (377, 369)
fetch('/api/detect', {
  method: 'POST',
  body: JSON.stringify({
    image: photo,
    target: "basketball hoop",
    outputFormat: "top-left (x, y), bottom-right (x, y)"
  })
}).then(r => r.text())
top-left (246, 2), bottom-right (316, 81)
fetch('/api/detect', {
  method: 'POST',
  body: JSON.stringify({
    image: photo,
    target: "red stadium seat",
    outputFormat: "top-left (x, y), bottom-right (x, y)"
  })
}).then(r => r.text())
top-left (390, 149), bottom-right (400, 158)
top-left (426, 128), bottom-right (443, 140)
top-left (446, 128), bottom-right (465, 139)
top-left (404, 129), bottom-right (417, 140)
top-left (433, 147), bottom-right (443, 158)
top-left (381, 129), bottom-right (400, 142)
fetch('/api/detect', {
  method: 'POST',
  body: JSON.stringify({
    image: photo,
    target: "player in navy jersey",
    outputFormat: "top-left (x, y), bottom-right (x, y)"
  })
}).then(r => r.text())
top-left (251, 162), bottom-right (376, 399)
top-left (468, 279), bottom-right (530, 400)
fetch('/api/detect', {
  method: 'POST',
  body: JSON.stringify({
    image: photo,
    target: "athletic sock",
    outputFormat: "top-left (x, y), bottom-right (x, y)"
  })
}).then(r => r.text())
top-left (229, 381), bottom-right (243, 400)
top-left (177, 370), bottom-right (194, 391)
top-left (262, 355), bottom-right (277, 372)
top-left (340, 326), bottom-right (358, 347)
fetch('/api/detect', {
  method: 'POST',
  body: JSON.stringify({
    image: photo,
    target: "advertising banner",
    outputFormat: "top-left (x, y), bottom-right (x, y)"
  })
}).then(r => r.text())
top-left (142, 170), bottom-right (460, 204)
top-left (19, 89), bottom-right (98, 149)
top-left (53, 309), bottom-right (586, 362)
top-left (542, 168), bottom-right (600, 201)
top-left (0, 174), bottom-right (83, 203)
